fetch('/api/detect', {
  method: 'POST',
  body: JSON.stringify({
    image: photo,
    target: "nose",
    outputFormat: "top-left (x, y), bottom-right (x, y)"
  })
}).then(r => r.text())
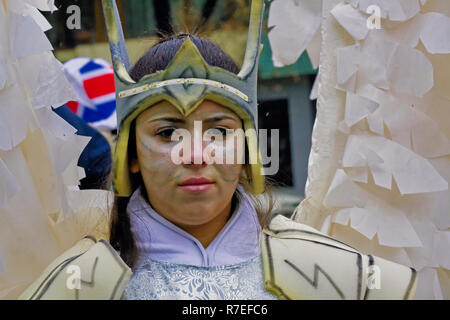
top-left (181, 122), bottom-right (208, 166)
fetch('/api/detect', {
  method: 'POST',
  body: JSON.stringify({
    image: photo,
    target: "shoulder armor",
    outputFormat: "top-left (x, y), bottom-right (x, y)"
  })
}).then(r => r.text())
top-left (261, 215), bottom-right (417, 300)
top-left (19, 237), bottom-right (132, 300)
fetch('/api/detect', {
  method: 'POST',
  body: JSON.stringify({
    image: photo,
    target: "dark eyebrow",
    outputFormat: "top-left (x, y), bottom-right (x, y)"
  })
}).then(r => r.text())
top-left (148, 117), bottom-right (185, 124)
top-left (203, 115), bottom-right (240, 123)
top-left (147, 114), bottom-right (239, 124)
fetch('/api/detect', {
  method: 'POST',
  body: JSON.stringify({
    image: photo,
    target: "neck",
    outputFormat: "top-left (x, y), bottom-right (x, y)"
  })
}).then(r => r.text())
top-left (174, 200), bottom-right (234, 248)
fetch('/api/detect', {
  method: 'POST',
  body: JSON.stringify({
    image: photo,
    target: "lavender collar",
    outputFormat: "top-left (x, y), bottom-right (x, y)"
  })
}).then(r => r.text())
top-left (127, 185), bottom-right (262, 267)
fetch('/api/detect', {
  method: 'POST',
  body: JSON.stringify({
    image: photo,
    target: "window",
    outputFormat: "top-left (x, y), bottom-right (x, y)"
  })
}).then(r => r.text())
top-left (258, 99), bottom-right (293, 187)
top-left (43, 0), bottom-right (105, 49)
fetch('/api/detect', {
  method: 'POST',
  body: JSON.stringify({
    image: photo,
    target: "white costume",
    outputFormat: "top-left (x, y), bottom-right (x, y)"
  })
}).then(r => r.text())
top-left (0, 0), bottom-right (447, 300)
top-left (269, 0), bottom-right (450, 299)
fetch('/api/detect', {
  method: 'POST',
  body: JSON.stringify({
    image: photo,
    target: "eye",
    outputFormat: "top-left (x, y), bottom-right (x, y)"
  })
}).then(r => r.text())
top-left (157, 128), bottom-right (176, 139)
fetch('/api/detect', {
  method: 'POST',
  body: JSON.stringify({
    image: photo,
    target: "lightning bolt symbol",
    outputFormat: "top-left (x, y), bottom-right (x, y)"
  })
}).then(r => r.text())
top-left (284, 259), bottom-right (345, 299)
top-left (75, 256), bottom-right (99, 300)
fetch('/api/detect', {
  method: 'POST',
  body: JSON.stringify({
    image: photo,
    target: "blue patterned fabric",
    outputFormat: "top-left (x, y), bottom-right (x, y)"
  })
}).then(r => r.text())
top-left (123, 254), bottom-right (278, 300)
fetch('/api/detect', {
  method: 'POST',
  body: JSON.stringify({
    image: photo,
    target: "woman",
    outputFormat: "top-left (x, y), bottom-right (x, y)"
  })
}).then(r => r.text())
top-left (19, 0), bottom-right (418, 300)
top-left (110, 33), bottom-right (276, 299)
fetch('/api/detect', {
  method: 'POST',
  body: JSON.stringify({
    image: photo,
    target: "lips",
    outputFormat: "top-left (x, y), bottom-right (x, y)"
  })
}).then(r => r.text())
top-left (178, 177), bottom-right (214, 193)
top-left (178, 177), bottom-right (213, 186)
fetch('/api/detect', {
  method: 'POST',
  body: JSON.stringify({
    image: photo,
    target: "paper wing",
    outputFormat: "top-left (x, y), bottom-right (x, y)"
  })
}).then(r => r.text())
top-left (269, 0), bottom-right (450, 299)
top-left (0, 0), bottom-right (112, 299)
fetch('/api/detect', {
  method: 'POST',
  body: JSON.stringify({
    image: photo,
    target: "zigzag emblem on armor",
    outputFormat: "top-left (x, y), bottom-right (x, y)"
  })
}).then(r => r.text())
top-left (284, 259), bottom-right (345, 299)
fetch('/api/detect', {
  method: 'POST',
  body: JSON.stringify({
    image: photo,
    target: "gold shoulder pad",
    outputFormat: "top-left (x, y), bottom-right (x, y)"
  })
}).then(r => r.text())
top-left (261, 215), bottom-right (417, 300)
top-left (19, 237), bottom-right (132, 300)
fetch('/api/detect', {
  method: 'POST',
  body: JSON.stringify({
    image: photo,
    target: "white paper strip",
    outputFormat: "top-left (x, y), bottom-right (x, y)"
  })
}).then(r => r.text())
top-left (0, 84), bottom-right (34, 150)
top-left (0, 158), bottom-right (21, 207)
top-left (344, 92), bottom-right (379, 126)
top-left (310, 75), bottom-right (319, 100)
top-left (32, 53), bottom-right (76, 109)
top-left (10, 12), bottom-right (53, 59)
top-left (306, 29), bottom-right (322, 70)
top-left (415, 268), bottom-right (444, 299)
top-left (387, 44), bottom-right (434, 97)
top-left (342, 134), bottom-right (448, 194)
top-left (354, 85), bottom-right (450, 157)
top-left (268, 0), bottom-right (322, 67)
top-left (420, 12), bottom-right (450, 54)
top-left (337, 44), bottom-right (360, 87)
top-left (358, 34), bottom-right (396, 90)
top-left (331, 2), bottom-right (369, 40)
top-left (35, 107), bottom-right (77, 140)
top-left (22, 0), bottom-right (57, 12)
top-left (357, 0), bottom-right (421, 22)
top-left (42, 129), bottom-right (91, 175)
top-left (325, 169), bottom-right (423, 247)
top-left (25, 6), bottom-right (52, 32)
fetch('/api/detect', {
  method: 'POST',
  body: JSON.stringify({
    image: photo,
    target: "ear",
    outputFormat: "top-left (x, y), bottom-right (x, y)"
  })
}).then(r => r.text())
top-left (130, 157), bottom-right (140, 174)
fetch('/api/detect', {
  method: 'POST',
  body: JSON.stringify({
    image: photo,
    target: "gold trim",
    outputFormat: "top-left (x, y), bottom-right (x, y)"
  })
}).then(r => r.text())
top-left (118, 78), bottom-right (249, 102)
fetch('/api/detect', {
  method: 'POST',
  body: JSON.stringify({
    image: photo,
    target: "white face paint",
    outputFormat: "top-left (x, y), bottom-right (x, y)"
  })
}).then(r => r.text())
top-left (171, 122), bottom-right (246, 166)
top-left (131, 100), bottom-right (245, 228)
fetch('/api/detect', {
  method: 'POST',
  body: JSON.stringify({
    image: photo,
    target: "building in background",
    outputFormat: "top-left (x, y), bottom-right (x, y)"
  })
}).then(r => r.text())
top-left (44, 0), bottom-right (317, 214)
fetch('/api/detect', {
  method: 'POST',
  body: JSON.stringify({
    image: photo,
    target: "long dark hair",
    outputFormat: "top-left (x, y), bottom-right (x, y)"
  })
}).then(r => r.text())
top-left (109, 33), bottom-right (274, 270)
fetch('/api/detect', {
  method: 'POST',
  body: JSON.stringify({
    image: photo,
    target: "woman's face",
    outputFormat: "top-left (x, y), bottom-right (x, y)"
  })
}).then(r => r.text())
top-left (131, 100), bottom-right (244, 227)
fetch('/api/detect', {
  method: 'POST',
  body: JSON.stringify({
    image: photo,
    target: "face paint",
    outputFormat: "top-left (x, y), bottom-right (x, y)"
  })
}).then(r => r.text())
top-left (214, 164), bottom-right (242, 183)
top-left (105, 0), bottom-right (266, 197)
top-left (137, 134), bottom-right (154, 154)
top-left (133, 100), bottom-right (245, 227)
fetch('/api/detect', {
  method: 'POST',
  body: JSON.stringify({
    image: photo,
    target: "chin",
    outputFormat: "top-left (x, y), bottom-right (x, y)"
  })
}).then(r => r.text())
top-left (176, 205), bottom-right (219, 220)
top-left (180, 202), bottom-right (215, 213)
top-left (180, 214), bottom-right (221, 227)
